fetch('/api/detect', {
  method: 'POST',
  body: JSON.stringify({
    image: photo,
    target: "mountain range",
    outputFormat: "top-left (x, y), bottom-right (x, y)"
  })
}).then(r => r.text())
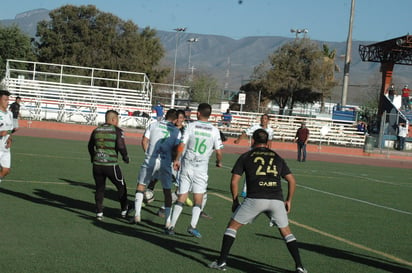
top-left (1, 8), bottom-right (411, 105)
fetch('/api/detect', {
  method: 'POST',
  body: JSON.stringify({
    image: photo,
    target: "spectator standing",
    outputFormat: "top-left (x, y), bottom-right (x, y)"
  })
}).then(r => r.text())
top-left (401, 85), bottom-right (410, 110)
top-left (9, 96), bottom-right (21, 131)
top-left (209, 129), bottom-right (307, 273)
top-left (294, 122), bottom-right (309, 162)
top-left (397, 122), bottom-right (408, 151)
top-left (87, 110), bottom-right (130, 220)
top-left (167, 103), bottom-right (223, 237)
top-left (0, 90), bottom-right (15, 184)
top-left (153, 102), bottom-right (164, 121)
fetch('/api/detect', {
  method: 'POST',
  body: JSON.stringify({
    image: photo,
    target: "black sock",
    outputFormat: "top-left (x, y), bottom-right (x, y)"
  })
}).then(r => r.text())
top-left (218, 234), bottom-right (235, 264)
top-left (286, 240), bottom-right (303, 268)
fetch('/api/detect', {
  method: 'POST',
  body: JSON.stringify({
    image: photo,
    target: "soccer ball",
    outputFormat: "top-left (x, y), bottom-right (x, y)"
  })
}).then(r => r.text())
top-left (144, 189), bottom-right (155, 203)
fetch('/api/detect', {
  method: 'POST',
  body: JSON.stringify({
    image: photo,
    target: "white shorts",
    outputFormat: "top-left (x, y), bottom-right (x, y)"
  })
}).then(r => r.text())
top-left (137, 155), bottom-right (173, 189)
top-left (232, 198), bottom-right (289, 228)
top-left (177, 160), bottom-right (208, 194)
top-left (0, 149), bottom-right (11, 169)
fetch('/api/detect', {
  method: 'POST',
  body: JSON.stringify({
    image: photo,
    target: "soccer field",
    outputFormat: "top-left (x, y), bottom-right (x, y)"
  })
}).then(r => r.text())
top-left (0, 136), bottom-right (411, 273)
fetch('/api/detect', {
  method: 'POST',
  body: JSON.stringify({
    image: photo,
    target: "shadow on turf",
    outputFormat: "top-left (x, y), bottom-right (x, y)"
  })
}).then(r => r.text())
top-left (256, 233), bottom-right (412, 273)
top-left (0, 187), bottom-right (295, 272)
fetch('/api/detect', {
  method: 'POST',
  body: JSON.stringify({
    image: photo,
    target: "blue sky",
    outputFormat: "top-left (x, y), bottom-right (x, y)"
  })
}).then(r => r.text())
top-left (1, 0), bottom-right (410, 42)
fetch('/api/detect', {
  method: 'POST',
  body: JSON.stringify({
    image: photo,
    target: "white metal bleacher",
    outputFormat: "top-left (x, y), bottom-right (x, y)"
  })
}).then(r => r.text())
top-left (3, 59), bottom-right (153, 126)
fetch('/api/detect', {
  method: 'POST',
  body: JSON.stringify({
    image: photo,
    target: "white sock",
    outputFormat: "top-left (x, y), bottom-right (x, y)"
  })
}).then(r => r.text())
top-left (170, 203), bottom-right (183, 228)
top-left (190, 205), bottom-right (202, 228)
top-left (134, 192), bottom-right (144, 217)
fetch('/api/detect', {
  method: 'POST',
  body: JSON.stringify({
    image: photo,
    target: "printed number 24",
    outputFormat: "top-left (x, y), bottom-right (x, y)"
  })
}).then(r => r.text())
top-left (254, 156), bottom-right (278, 176)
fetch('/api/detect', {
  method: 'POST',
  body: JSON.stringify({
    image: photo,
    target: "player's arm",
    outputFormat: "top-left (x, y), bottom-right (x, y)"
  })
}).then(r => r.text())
top-left (234, 131), bottom-right (247, 144)
top-left (173, 142), bottom-right (185, 170)
top-left (87, 131), bottom-right (96, 163)
top-left (215, 149), bottom-right (223, 167)
top-left (230, 173), bottom-right (242, 212)
top-left (116, 128), bottom-right (129, 163)
top-left (141, 136), bottom-right (149, 153)
top-left (283, 173), bottom-right (296, 213)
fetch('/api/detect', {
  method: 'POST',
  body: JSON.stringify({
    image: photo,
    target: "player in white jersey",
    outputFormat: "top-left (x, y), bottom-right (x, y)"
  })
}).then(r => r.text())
top-left (0, 90), bottom-right (15, 183)
top-left (167, 103), bottom-right (224, 237)
top-left (131, 109), bottom-right (181, 232)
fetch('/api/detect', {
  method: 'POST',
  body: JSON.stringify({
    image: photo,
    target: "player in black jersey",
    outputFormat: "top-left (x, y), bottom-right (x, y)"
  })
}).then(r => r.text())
top-left (88, 110), bottom-right (130, 221)
top-left (209, 129), bottom-right (307, 273)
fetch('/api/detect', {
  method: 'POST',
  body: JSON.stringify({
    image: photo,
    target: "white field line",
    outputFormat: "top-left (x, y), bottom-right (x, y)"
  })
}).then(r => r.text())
top-left (208, 191), bottom-right (412, 268)
top-left (6, 178), bottom-right (412, 267)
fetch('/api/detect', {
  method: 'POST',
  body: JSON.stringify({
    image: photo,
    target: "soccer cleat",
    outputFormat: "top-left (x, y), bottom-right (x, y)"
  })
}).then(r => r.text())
top-left (164, 227), bottom-right (175, 235)
top-left (187, 226), bottom-right (202, 238)
top-left (157, 208), bottom-right (165, 218)
top-left (185, 197), bottom-right (193, 207)
top-left (200, 211), bottom-right (213, 219)
top-left (296, 266), bottom-right (308, 273)
top-left (96, 212), bottom-right (103, 221)
top-left (128, 216), bottom-right (141, 224)
top-left (208, 261), bottom-right (227, 271)
top-left (121, 206), bottom-right (129, 218)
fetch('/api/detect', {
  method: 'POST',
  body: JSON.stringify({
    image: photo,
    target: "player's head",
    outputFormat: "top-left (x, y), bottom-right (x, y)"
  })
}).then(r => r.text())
top-left (197, 103), bottom-right (212, 119)
top-left (252, 129), bottom-right (269, 146)
top-left (260, 114), bottom-right (270, 127)
top-left (175, 109), bottom-right (186, 128)
top-left (0, 90), bottom-right (11, 111)
top-left (165, 109), bottom-right (178, 122)
top-left (16, 96), bottom-right (21, 102)
top-left (105, 110), bottom-right (119, 126)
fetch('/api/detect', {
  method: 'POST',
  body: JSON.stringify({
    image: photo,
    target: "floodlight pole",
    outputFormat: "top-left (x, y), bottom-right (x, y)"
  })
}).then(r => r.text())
top-left (341, 0), bottom-right (355, 107)
top-left (171, 27), bottom-right (186, 108)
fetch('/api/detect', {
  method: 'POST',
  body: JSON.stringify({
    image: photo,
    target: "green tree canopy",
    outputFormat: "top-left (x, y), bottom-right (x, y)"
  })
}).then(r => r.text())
top-left (241, 38), bottom-right (337, 115)
top-left (187, 73), bottom-right (220, 104)
top-left (0, 24), bottom-right (36, 78)
top-left (34, 5), bottom-right (168, 82)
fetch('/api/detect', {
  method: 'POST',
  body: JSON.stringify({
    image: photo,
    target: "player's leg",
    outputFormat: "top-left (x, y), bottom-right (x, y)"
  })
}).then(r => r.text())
top-left (107, 165), bottom-right (129, 218)
top-left (297, 142), bottom-right (302, 161)
top-left (169, 172), bottom-right (191, 231)
top-left (302, 143), bottom-right (307, 162)
top-left (92, 165), bottom-right (106, 220)
top-left (132, 162), bottom-right (152, 224)
top-left (271, 200), bottom-right (306, 273)
top-left (0, 150), bottom-right (11, 182)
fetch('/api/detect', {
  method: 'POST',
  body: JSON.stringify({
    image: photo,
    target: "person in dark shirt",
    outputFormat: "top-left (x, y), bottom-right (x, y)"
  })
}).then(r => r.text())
top-left (9, 96), bottom-right (21, 131)
top-left (294, 122), bottom-right (309, 162)
top-left (88, 110), bottom-right (130, 221)
top-left (209, 129), bottom-right (307, 273)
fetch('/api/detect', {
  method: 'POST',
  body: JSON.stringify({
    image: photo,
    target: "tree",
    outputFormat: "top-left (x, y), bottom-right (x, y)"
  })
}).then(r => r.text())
top-left (186, 73), bottom-right (221, 104)
top-left (318, 44), bottom-right (339, 113)
top-left (34, 5), bottom-right (167, 82)
top-left (241, 38), bottom-right (334, 115)
top-left (0, 25), bottom-right (36, 78)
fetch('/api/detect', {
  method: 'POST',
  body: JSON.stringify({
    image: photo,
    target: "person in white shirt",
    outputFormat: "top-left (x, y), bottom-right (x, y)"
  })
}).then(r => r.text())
top-left (131, 109), bottom-right (181, 232)
top-left (0, 90), bottom-right (15, 184)
top-left (397, 122), bottom-right (408, 151)
top-left (167, 103), bottom-right (224, 237)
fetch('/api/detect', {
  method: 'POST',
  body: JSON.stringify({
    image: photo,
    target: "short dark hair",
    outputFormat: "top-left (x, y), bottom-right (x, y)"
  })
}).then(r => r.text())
top-left (165, 109), bottom-right (178, 120)
top-left (0, 90), bottom-right (11, 97)
top-left (176, 109), bottom-right (186, 118)
top-left (197, 103), bottom-right (212, 118)
top-left (252, 129), bottom-right (269, 144)
top-left (105, 110), bottom-right (119, 122)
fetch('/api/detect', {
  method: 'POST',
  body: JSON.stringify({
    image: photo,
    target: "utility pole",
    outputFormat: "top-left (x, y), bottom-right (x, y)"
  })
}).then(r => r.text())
top-left (341, 0), bottom-right (356, 106)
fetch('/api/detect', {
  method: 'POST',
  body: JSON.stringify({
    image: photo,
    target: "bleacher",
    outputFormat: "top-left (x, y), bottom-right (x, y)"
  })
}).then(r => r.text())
top-left (212, 111), bottom-right (366, 147)
top-left (3, 59), bottom-right (153, 126)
